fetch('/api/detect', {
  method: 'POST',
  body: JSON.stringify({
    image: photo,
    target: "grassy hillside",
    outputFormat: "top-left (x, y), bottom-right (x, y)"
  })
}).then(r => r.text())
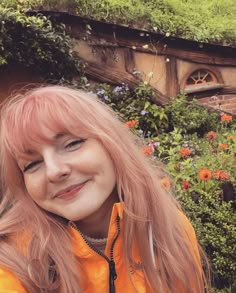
top-left (1, 0), bottom-right (236, 46)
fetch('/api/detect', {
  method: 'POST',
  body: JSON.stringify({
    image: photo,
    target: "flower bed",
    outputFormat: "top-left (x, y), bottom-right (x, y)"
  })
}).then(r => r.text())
top-left (95, 83), bottom-right (236, 291)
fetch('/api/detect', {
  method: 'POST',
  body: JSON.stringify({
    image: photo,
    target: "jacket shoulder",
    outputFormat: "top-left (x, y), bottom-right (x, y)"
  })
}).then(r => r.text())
top-left (180, 213), bottom-right (198, 243)
top-left (0, 268), bottom-right (27, 293)
top-left (179, 212), bottom-right (201, 264)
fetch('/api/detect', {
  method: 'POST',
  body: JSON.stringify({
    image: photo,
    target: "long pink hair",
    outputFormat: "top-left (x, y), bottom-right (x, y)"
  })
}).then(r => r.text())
top-left (0, 85), bottom-right (209, 292)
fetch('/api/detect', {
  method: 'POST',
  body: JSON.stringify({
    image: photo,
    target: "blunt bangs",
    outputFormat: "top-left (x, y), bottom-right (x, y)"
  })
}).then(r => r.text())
top-left (1, 88), bottom-right (93, 158)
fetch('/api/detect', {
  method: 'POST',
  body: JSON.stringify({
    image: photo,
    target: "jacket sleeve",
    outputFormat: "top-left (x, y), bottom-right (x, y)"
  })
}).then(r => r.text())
top-left (0, 268), bottom-right (27, 293)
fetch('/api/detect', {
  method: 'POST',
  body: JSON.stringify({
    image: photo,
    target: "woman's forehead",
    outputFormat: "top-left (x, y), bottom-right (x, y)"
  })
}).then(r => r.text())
top-left (14, 129), bottom-right (88, 155)
top-left (10, 128), bottom-right (64, 156)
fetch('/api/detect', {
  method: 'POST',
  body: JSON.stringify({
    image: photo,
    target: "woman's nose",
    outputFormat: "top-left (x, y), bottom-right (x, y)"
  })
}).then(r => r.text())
top-left (45, 156), bottom-right (71, 183)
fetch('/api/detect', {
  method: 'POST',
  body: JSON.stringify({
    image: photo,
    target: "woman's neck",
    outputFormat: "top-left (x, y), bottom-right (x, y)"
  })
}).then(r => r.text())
top-left (75, 191), bottom-right (118, 239)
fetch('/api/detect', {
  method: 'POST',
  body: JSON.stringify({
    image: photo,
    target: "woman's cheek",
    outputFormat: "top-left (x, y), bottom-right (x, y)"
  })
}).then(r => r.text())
top-left (24, 174), bottom-right (42, 200)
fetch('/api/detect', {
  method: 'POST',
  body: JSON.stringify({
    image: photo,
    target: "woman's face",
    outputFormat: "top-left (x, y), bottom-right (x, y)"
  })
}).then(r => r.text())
top-left (16, 130), bottom-right (117, 222)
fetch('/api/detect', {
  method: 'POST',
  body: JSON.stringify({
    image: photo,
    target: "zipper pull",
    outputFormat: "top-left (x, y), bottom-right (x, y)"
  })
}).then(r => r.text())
top-left (109, 260), bottom-right (117, 293)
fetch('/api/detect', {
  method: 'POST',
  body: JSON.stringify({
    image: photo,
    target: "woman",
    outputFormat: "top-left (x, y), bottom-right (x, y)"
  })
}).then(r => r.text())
top-left (0, 85), bottom-right (209, 292)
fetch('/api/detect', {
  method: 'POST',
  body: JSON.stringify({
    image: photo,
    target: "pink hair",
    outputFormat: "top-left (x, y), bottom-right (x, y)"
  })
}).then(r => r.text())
top-left (0, 85), bottom-right (210, 292)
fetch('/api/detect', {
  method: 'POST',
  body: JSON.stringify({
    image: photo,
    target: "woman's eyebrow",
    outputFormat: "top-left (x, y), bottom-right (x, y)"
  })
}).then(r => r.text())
top-left (16, 152), bottom-right (37, 162)
top-left (53, 133), bottom-right (66, 140)
top-left (17, 133), bottom-right (69, 160)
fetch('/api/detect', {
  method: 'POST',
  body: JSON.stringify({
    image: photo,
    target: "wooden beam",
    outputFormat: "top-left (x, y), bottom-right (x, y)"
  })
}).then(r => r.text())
top-left (165, 56), bottom-right (179, 97)
top-left (85, 61), bottom-right (169, 104)
top-left (87, 38), bottom-right (236, 66)
top-left (123, 48), bottom-right (136, 75)
top-left (30, 12), bottom-right (236, 65)
top-left (221, 86), bottom-right (236, 95)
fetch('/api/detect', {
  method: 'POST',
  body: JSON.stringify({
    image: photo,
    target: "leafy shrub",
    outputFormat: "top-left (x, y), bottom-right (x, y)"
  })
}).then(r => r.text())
top-left (165, 94), bottom-right (219, 136)
top-left (0, 7), bottom-right (84, 82)
top-left (156, 126), bottom-right (236, 289)
top-left (95, 82), bottom-right (168, 137)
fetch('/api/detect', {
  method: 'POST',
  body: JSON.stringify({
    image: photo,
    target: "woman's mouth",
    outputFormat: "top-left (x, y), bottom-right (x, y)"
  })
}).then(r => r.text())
top-left (55, 182), bottom-right (87, 201)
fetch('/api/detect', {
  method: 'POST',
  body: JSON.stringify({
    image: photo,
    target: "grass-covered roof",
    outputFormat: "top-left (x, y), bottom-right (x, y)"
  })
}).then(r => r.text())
top-left (1, 0), bottom-right (236, 47)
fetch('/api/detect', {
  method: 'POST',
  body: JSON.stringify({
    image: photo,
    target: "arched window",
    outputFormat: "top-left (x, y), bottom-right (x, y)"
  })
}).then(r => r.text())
top-left (184, 69), bottom-right (223, 94)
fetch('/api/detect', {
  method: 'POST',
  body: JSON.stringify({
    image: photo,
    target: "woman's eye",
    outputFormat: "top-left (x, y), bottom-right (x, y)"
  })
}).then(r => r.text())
top-left (65, 139), bottom-right (86, 150)
top-left (23, 161), bottom-right (41, 172)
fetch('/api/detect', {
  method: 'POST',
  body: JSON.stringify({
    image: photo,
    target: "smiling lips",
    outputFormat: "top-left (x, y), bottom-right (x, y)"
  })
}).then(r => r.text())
top-left (55, 182), bottom-right (87, 200)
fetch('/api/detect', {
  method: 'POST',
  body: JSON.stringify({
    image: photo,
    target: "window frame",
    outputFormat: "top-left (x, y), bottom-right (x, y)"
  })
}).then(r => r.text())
top-left (182, 67), bottom-right (224, 94)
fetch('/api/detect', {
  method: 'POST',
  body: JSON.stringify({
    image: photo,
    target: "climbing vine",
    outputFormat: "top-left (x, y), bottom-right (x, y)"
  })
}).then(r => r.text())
top-left (0, 7), bottom-right (84, 82)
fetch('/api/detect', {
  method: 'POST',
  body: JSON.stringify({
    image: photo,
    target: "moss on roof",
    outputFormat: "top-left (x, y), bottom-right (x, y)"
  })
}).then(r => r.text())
top-left (1, 0), bottom-right (236, 46)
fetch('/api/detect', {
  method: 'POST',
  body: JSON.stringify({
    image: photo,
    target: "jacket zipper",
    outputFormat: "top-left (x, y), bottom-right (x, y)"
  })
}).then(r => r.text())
top-left (70, 215), bottom-right (121, 293)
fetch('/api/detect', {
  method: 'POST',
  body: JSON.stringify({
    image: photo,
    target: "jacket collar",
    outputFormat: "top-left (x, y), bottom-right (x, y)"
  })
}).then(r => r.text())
top-left (69, 202), bottom-right (124, 258)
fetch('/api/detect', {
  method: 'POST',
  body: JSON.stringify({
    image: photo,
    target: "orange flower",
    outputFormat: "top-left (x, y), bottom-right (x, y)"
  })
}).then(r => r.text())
top-left (179, 148), bottom-right (192, 157)
top-left (143, 145), bottom-right (154, 155)
top-left (206, 131), bottom-right (217, 141)
top-left (221, 114), bottom-right (233, 123)
top-left (160, 177), bottom-right (171, 191)
top-left (198, 168), bottom-right (212, 181)
top-left (182, 180), bottom-right (190, 191)
top-left (227, 135), bottom-right (234, 140)
top-left (213, 169), bottom-right (229, 181)
top-left (219, 143), bottom-right (228, 150)
top-left (125, 120), bottom-right (138, 128)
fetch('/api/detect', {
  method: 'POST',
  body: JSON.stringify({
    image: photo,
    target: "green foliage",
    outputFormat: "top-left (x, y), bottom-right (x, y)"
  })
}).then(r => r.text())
top-left (0, 7), bottom-right (84, 82)
top-left (95, 83), bottom-right (168, 137)
top-left (182, 190), bottom-right (235, 289)
top-left (165, 94), bottom-right (219, 136)
top-left (94, 84), bottom-right (223, 138)
top-left (154, 124), bottom-right (235, 288)
top-left (0, 0), bottom-right (39, 10)
top-left (3, 0), bottom-right (235, 46)
top-left (95, 82), bottom-right (236, 291)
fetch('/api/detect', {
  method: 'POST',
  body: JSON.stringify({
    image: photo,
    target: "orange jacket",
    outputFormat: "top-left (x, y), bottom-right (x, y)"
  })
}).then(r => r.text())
top-left (0, 203), bottom-right (200, 292)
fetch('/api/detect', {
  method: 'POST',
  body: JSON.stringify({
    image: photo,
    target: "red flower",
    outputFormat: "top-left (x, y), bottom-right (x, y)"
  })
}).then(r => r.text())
top-left (206, 131), bottom-right (217, 141)
top-left (179, 148), bottom-right (192, 158)
top-left (125, 120), bottom-right (138, 128)
top-left (213, 170), bottom-right (229, 181)
top-left (198, 168), bottom-right (212, 181)
top-left (221, 114), bottom-right (233, 123)
top-left (219, 143), bottom-right (228, 150)
top-left (143, 145), bottom-right (154, 155)
top-left (182, 180), bottom-right (190, 191)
